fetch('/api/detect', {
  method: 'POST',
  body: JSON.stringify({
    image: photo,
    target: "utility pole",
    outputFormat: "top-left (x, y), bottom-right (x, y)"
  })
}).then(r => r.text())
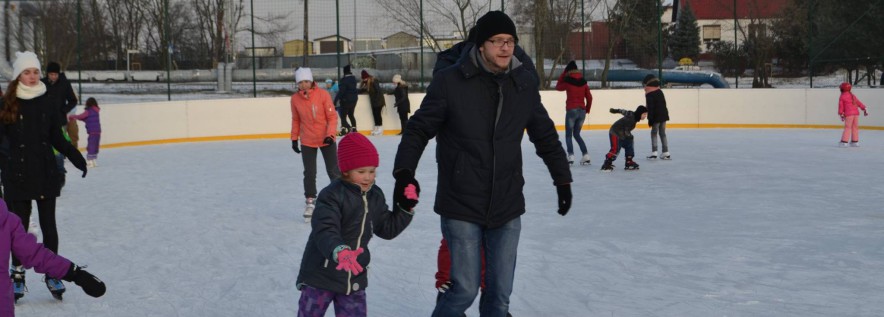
top-left (733, 0), bottom-right (738, 88)
top-left (302, 0), bottom-right (309, 67)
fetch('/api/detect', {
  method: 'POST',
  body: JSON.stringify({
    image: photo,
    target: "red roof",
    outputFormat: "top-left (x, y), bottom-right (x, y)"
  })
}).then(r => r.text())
top-left (682, 0), bottom-right (788, 20)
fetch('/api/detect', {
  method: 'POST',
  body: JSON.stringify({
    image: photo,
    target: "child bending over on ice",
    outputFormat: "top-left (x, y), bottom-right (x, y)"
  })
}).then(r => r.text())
top-left (601, 106), bottom-right (647, 172)
top-left (296, 132), bottom-right (419, 317)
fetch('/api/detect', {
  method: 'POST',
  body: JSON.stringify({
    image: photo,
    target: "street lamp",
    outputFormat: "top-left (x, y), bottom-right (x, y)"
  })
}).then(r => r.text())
top-left (126, 49), bottom-right (139, 81)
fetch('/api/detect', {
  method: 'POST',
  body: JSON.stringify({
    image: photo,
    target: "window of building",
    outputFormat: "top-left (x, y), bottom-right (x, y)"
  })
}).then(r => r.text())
top-left (703, 25), bottom-right (721, 42)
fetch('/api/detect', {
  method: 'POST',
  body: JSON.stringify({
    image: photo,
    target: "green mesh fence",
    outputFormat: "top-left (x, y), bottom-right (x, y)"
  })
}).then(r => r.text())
top-left (2, 0), bottom-right (879, 104)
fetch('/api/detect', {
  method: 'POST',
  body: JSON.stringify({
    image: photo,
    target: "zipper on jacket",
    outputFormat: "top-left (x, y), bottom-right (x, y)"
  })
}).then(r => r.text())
top-left (346, 191), bottom-right (371, 295)
top-left (487, 84), bottom-right (503, 224)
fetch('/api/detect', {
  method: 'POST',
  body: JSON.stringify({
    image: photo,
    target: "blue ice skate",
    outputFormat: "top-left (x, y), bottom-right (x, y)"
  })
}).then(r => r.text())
top-left (45, 276), bottom-right (66, 300)
top-left (10, 267), bottom-right (26, 302)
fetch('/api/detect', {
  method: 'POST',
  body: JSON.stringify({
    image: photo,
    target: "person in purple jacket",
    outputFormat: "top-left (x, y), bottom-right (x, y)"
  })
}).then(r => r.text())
top-left (0, 199), bottom-right (105, 314)
top-left (69, 97), bottom-right (102, 167)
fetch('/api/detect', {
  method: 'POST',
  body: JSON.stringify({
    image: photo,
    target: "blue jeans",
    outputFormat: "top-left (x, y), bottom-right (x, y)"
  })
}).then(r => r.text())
top-left (564, 108), bottom-right (588, 155)
top-left (433, 217), bottom-right (521, 317)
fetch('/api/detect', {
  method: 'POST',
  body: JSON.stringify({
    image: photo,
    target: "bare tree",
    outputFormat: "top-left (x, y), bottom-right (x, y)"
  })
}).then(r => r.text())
top-left (245, 11), bottom-right (296, 55)
top-left (376, 0), bottom-right (491, 52)
top-left (104, 0), bottom-right (149, 70)
top-left (192, 0), bottom-right (245, 67)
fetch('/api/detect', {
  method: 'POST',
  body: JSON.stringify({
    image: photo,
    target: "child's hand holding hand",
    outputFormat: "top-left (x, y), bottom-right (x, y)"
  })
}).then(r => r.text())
top-left (335, 248), bottom-right (364, 275)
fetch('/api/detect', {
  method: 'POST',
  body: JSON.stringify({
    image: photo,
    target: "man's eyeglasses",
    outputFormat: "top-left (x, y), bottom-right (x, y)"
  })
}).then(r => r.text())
top-left (486, 38), bottom-right (517, 48)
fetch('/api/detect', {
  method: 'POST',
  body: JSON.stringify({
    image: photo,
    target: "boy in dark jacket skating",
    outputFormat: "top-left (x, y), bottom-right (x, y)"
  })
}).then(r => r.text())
top-left (602, 106), bottom-right (647, 171)
top-left (296, 132), bottom-right (418, 317)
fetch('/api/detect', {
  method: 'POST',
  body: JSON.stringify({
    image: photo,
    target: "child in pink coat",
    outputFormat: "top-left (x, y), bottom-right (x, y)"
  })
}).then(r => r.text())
top-left (837, 82), bottom-right (869, 147)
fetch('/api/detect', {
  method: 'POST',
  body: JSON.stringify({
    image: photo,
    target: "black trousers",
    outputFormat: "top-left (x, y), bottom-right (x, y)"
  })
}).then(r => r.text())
top-left (371, 106), bottom-right (383, 126)
top-left (340, 100), bottom-right (357, 129)
top-left (8, 198), bottom-right (59, 267)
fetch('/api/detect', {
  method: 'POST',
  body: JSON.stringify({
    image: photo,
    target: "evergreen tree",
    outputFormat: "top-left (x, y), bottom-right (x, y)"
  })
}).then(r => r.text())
top-left (668, 2), bottom-right (701, 61)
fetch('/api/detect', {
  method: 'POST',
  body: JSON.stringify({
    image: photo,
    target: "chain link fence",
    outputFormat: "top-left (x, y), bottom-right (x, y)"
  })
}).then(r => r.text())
top-left (1, 0), bottom-right (881, 104)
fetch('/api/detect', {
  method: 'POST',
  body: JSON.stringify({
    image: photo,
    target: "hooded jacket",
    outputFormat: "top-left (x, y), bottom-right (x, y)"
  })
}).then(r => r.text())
top-left (609, 108), bottom-right (640, 140)
top-left (334, 74), bottom-right (358, 104)
top-left (555, 71), bottom-right (592, 111)
top-left (296, 179), bottom-right (413, 295)
top-left (290, 86), bottom-right (338, 148)
top-left (0, 200), bottom-right (72, 316)
top-left (40, 72), bottom-right (78, 126)
top-left (645, 88), bottom-right (669, 126)
top-left (394, 42), bottom-right (571, 228)
top-left (70, 106), bottom-right (101, 134)
top-left (838, 92), bottom-right (866, 117)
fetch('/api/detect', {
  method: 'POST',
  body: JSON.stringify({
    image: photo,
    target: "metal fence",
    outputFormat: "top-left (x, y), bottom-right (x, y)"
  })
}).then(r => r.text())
top-left (0, 0), bottom-right (881, 104)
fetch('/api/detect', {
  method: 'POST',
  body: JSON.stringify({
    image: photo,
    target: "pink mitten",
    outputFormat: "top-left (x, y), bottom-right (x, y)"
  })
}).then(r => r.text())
top-left (335, 248), bottom-right (365, 275)
top-left (404, 184), bottom-right (419, 201)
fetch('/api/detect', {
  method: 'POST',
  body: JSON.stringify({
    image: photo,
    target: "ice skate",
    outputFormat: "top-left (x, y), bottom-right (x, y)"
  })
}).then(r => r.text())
top-left (567, 154), bottom-right (575, 166)
top-left (661, 152), bottom-right (671, 160)
top-left (624, 157), bottom-right (639, 170)
top-left (646, 151), bottom-right (658, 160)
top-left (339, 126), bottom-right (350, 136)
top-left (303, 197), bottom-right (316, 222)
top-left (45, 276), bottom-right (66, 300)
top-left (839, 142), bottom-right (849, 148)
top-left (86, 159), bottom-right (95, 168)
top-left (11, 267), bottom-right (26, 302)
top-left (600, 159), bottom-right (614, 172)
top-left (850, 142), bottom-right (859, 147)
top-left (580, 154), bottom-right (591, 166)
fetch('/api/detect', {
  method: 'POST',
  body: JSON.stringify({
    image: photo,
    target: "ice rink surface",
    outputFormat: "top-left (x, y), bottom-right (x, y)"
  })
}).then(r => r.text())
top-left (13, 128), bottom-right (884, 317)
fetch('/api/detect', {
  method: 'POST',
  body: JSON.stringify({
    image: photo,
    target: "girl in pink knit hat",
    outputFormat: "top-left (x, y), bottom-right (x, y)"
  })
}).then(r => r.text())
top-left (295, 132), bottom-right (418, 317)
top-left (837, 82), bottom-right (869, 147)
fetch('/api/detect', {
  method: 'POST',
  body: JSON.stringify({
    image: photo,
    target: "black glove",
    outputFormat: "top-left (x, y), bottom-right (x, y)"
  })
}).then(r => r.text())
top-left (62, 264), bottom-right (106, 298)
top-left (556, 184), bottom-right (572, 216)
top-left (609, 108), bottom-right (619, 114)
top-left (393, 169), bottom-right (420, 211)
top-left (291, 140), bottom-right (301, 154)
top-left (323, 136), bottom-right (334, 146)
top-left (70, 155), bottom-right (88, 178)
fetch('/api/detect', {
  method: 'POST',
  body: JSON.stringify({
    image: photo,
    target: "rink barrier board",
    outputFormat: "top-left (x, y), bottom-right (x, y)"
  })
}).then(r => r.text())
top-left (70, 89), bottom-right (882, 149)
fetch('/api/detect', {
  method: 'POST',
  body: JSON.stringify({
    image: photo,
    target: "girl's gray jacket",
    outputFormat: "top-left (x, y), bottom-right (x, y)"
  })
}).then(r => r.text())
top-left (296, 179), bottom-right (413, 295)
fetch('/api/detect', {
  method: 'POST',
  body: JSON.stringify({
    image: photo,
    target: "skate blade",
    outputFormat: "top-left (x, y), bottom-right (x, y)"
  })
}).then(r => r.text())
top-left (303, 216), bottom-right (311, 223)
top-left (51, 292), bottom-right (63, 300)
top-left (580, 162), bottom-right (591, 166)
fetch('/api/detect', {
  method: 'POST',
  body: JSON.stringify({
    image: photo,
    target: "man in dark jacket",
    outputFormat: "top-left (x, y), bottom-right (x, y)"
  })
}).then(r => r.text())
top-left (392, 11), bottom-right (572, 317)
top-left (41, 62), bottom-right (79, 189)
top-left (334, 65), bottom-right (359, 133)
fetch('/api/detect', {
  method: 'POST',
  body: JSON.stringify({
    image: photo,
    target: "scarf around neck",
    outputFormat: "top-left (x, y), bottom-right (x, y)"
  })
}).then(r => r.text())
top-left (16, 81), bottom-right (47, 100)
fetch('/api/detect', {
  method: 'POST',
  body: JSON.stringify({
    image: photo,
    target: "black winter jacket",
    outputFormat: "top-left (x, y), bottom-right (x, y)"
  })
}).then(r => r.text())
top-left (394, 44), bottom-right (571, 228)
top-left (392, 84), bottom-right (410, 113)
top-left (645, 89), bottom-right (669, 126)
top-left (41, 73), bottom-right (78, 126)
top-left (609, 108), bottom-right (639, 140)
top-left (296, 179), bottom-right (413, 295)
top-left (0, 95), bottom-right (86, 200)
top-left (334, 74), bottom-right (358, 104)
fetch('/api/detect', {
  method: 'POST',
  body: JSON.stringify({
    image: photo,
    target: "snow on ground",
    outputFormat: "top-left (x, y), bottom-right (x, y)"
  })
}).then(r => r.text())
top-left (12, 128), bottom-right (884, 317)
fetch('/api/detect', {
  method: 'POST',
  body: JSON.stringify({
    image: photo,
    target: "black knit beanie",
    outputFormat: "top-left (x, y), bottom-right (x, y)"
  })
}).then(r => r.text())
top-left (472, 11), bottom-right (518, 45)
top-left (565, 61), bottom-right (577, 72)
top-left (634, 105), bottom-right (648, 121)
top-left (642, 74), bottom-right (660, 87)
top-left (344, 64), bottom-right (352, 75)
top-left (47, 62), bottom-right (61, 74)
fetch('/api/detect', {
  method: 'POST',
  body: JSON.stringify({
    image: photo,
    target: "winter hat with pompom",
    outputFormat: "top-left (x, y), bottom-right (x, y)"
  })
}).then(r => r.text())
top-left (337, 132), bottom-right (379, 173)
top-left (12, 51), bottom-right (41, 80)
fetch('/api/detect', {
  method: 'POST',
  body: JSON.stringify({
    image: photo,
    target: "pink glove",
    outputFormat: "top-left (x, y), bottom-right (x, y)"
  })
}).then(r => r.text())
top-left (335, 248), bottom-right (364, 275)
top-left (404, 184), bottom-right (419, 201)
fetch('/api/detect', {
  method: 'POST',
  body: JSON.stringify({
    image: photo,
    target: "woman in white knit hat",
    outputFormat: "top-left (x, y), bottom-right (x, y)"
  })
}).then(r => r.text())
top-left (289, 67), bottom-right (340, 221)
top-left (390, 74), bottom-right (411, 135)
top-left (0, 51), bottom-right (88, 301)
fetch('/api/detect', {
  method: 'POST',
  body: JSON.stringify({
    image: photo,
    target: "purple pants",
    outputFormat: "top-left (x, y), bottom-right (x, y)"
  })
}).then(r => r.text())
top-left (87, 133), bottom-right (101, 160)
top-left (298, 285), bottom-right (367, 317)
